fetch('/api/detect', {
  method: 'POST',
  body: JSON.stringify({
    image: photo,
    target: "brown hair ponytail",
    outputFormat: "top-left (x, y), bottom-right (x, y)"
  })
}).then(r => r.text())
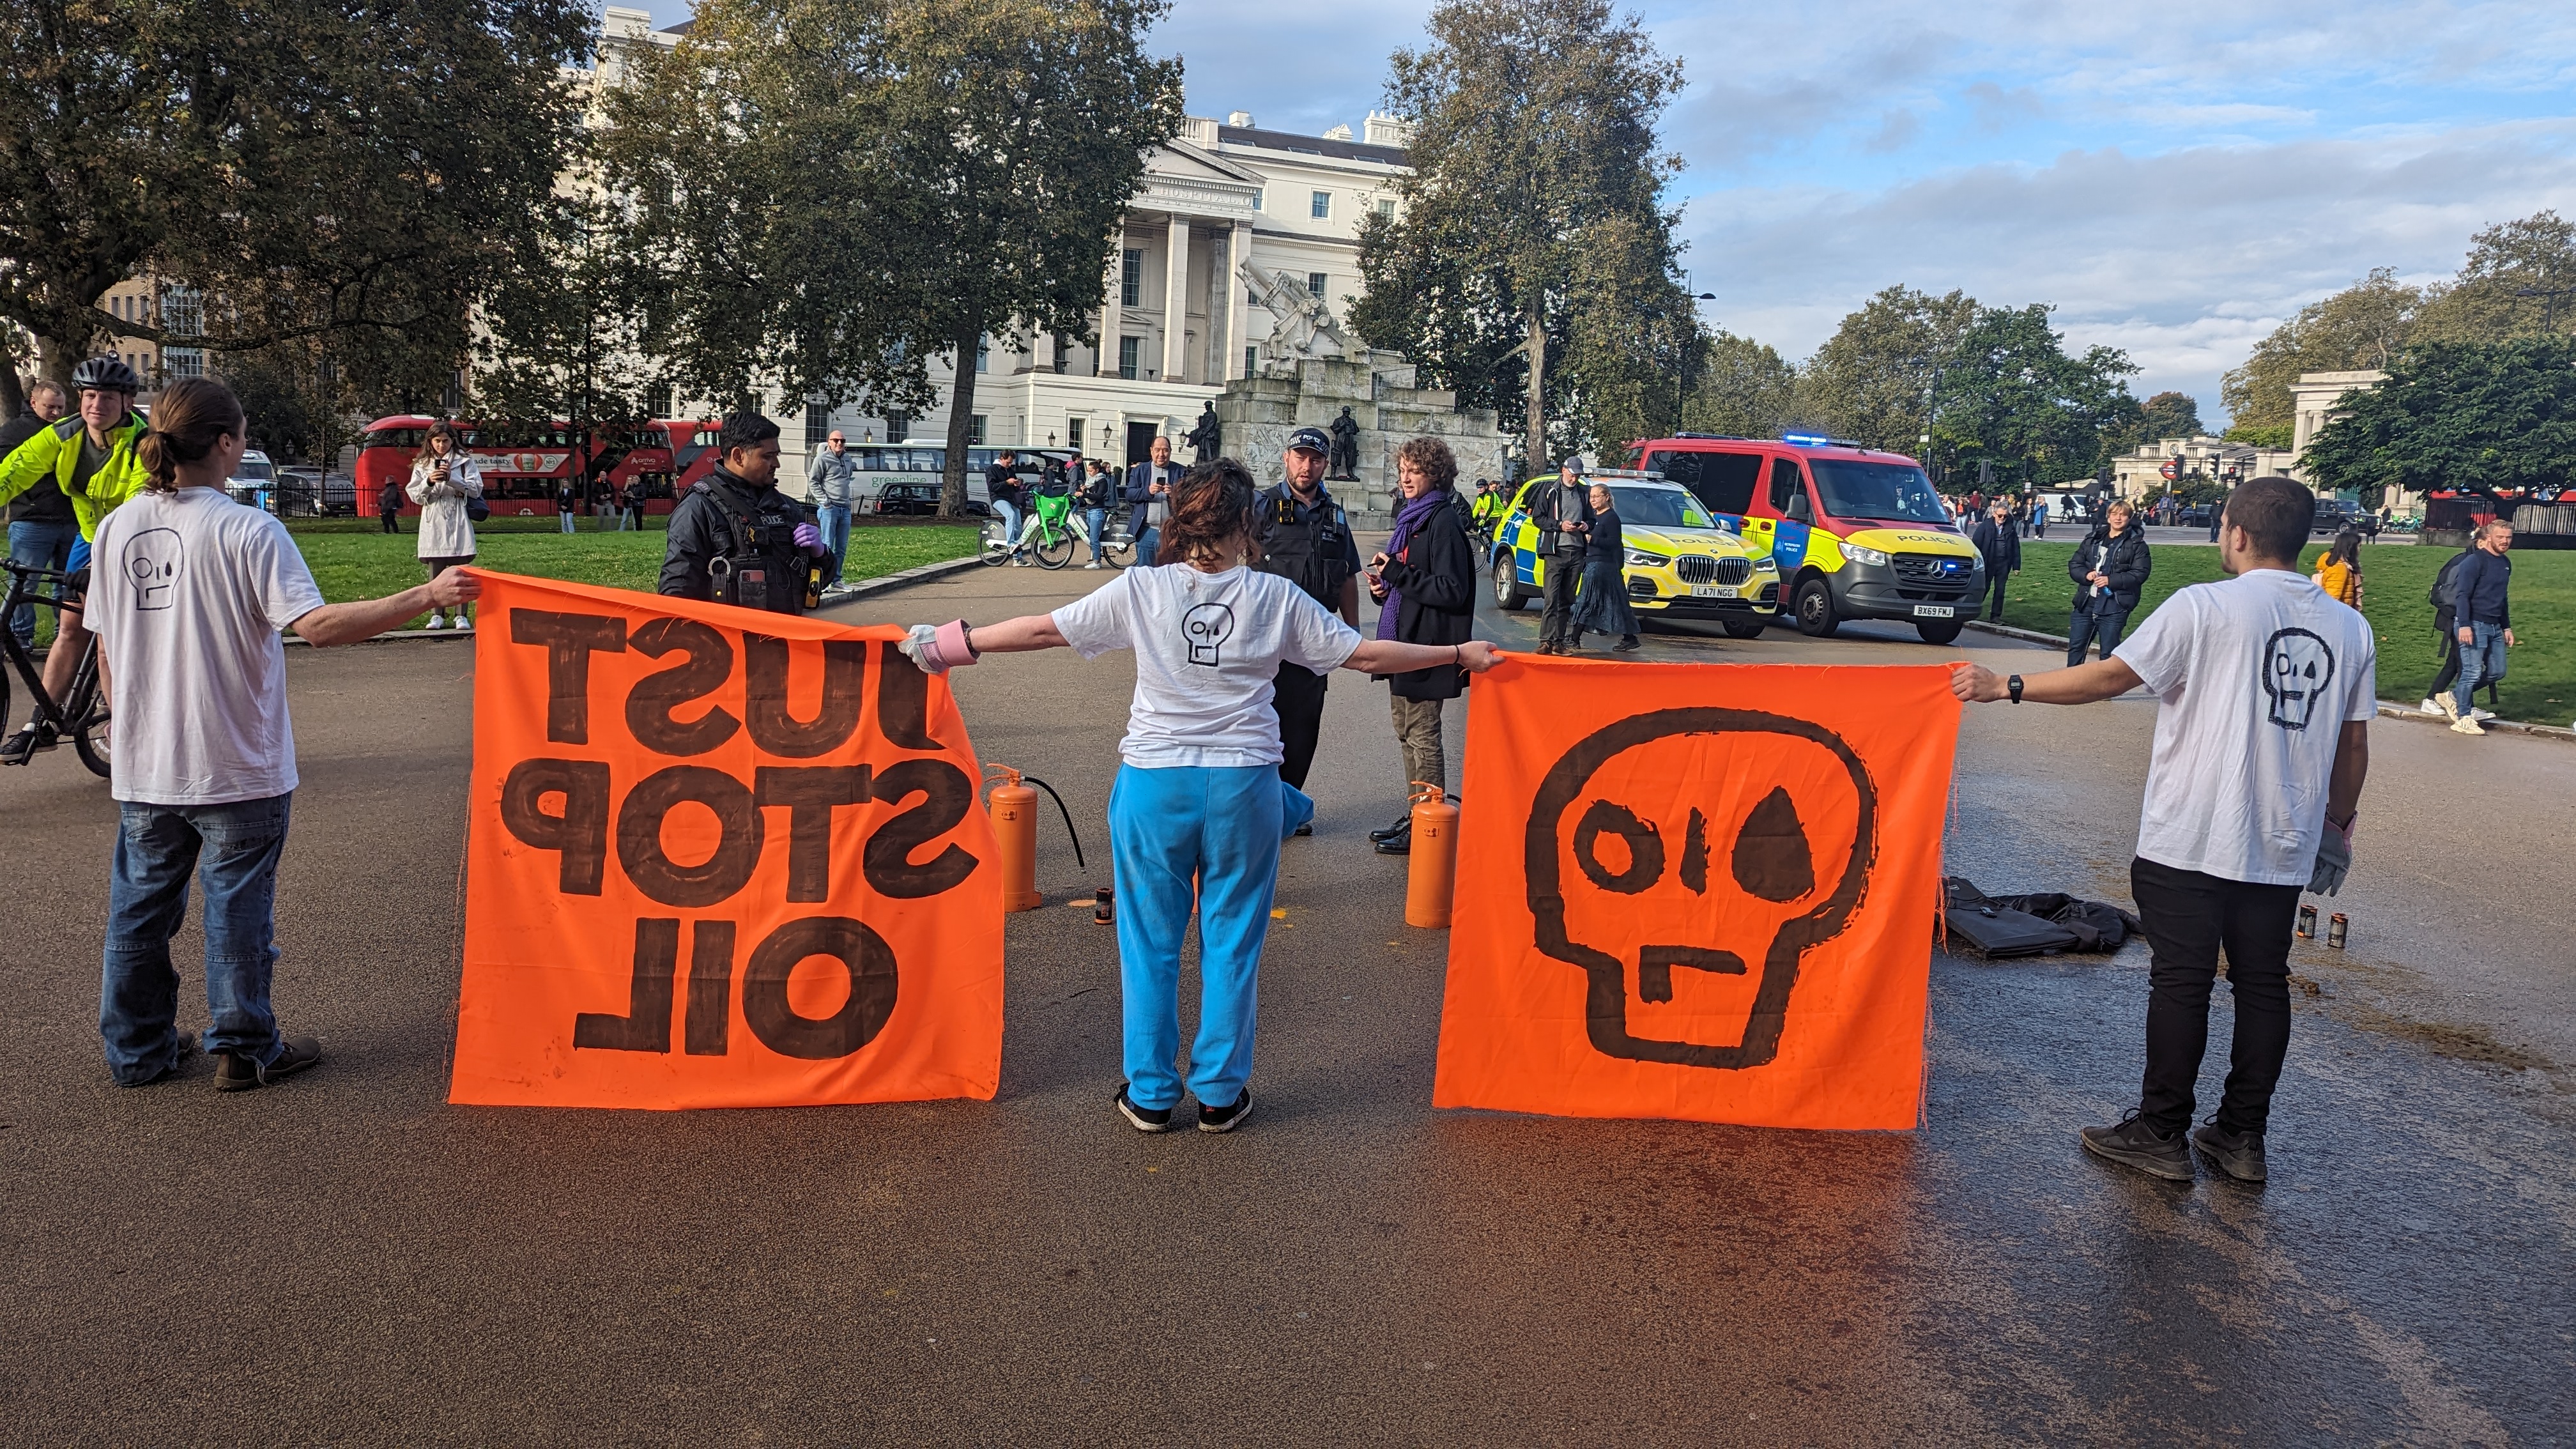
top-left (1156, 457), bottom-right (1261, 567)
top-left (132, 376), bottom-right (245, 493)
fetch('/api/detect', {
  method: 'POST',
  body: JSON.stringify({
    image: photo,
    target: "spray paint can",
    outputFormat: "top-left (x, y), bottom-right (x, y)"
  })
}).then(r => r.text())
top-left (1094, 886), bottom-right (1114, 926)
top-left (2297, 904), bottom-right (2318, 939)
top-left (2327, 912), bottom-right (2349, 949)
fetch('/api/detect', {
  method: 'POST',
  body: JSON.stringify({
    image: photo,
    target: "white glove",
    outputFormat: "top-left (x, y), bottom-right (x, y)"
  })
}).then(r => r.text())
top-left (2307, 816), bottom-right (2353, 896)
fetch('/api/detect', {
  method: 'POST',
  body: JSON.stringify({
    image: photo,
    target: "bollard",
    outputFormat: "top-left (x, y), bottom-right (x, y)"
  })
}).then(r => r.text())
top-left (987, 769), bottom-right (1044, 912)
top-left (1404, 782), bottom-right (1459, 929)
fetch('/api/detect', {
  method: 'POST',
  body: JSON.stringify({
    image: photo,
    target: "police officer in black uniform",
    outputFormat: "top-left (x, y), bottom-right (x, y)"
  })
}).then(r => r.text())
top-left (659, 412), bottom-right (829, 613)
top-left (1254, 426), bottom-right (1363, 831)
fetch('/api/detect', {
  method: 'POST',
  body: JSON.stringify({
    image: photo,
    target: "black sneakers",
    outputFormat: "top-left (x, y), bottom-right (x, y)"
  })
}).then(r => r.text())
top-left (2191, 1121), bottom-right (2268, 1183)
top-left (2079, 1111), bottom-right (2193, 1181)
top-left (0, 721), bottom-right (57, 765)
top-left (1116, 1084), bottom-right (1174, 1133)
top-left (215, 1035), bottom-right (323, 1092)
top-left (1197, 1089), bottom-right (1254, 1133)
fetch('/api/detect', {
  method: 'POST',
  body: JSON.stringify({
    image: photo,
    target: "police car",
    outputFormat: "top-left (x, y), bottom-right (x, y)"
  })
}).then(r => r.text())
top-left (1490, 471), bottom-right (1781, 638)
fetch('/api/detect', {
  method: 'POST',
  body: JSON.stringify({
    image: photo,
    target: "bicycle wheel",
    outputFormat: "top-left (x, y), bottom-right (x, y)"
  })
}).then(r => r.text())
top-left (73, 705), bottom-right (110, 779)
top-left (977, 519), bottom-right (1010, 565)
top-left (1101, 532), bottom-right (1135, 568)
top-left (1034, 525), bottom-right (1076, 569)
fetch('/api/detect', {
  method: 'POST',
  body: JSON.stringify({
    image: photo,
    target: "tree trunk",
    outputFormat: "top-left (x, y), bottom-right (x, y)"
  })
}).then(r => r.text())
top-left (1524, 306), bottom-right (1548, 479)
top-left (0, 356), bottom-right (23, 420)
top-left (940, 310), bottom-right (985, 518)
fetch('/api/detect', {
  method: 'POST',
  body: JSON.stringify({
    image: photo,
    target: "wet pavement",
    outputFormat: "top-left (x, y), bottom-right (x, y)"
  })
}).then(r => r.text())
top-left (1, 561), bottom-right (2568, 1444)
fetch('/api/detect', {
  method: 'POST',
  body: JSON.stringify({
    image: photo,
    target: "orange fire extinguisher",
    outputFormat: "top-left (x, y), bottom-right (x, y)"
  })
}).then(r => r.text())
top-left (1404, 782), bottom-right (1459, 929)
top-left (983, 765), bottom-right (1087, 914)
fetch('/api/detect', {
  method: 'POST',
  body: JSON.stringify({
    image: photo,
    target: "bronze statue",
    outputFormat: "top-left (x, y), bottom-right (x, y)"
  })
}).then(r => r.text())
top-left (1326, 406), bottom-right (1361, 480)
top-left (1185, 402), bottom-right (1222, 464)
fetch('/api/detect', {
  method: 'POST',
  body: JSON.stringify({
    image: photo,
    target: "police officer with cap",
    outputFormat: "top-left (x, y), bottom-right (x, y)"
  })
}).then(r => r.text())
top-left (1254, 425), bottom-right (1363, 831)
top-left (659, 411), bottom-right (831, 613)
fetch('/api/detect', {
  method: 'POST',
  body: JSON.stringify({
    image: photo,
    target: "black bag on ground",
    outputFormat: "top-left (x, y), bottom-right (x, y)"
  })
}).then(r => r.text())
top-left (1943, 878), bottom-right (2080, 959)
top-left (1980, 891), bottom-right (2143, 952)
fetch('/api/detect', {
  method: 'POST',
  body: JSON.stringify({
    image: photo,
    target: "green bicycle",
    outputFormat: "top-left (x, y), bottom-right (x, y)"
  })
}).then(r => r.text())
top-left (980, 487), bottom-right (1082, 569)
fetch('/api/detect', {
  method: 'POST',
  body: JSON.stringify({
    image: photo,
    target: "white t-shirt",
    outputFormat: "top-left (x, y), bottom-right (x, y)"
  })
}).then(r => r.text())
top-left (87, 487), bottom-right (328, 805)
top-left (2113, 569), bottom-right (2377, 885)
top-left (1050, 563), bottom-right (1363, 767)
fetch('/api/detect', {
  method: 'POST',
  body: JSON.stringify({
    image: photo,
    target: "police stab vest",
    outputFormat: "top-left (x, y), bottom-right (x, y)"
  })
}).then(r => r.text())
top-left (1254, 485), bottom-right (1353, 608)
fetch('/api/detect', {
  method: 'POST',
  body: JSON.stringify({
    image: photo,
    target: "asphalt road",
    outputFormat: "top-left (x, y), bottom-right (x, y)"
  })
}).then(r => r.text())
top-left (1, 560), bottom-right (2568, 1445)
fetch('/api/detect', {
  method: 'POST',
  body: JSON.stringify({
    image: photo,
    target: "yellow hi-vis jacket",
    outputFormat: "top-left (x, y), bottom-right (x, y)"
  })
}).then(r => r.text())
top-left (0, 411), bottom-right (150, 540)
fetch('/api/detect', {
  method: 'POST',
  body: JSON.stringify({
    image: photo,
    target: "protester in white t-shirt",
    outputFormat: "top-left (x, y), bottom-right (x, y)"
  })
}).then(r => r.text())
top-left (1949, 476), bottom-right (2372, 1185)
top-left (900, 458), bottom-right (1502, 1134)
top-left (86, 378), bottom-right (480, 1092)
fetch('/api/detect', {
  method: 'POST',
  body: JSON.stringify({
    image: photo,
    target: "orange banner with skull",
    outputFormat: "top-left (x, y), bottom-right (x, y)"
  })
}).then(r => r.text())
top-left (448, 572), bottom-right (1002, 1110)
top-left (1432, 657), bottom-right (1959, 1129)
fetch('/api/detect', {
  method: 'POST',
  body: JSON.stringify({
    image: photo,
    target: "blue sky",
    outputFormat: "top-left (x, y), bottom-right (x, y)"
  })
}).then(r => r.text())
top-left (640, 0), bottom-right (2576, 425)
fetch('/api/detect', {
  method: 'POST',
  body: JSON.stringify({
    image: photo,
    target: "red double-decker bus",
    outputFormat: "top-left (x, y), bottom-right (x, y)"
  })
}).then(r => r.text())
top-left (355, 417), bottom-right (725, 518)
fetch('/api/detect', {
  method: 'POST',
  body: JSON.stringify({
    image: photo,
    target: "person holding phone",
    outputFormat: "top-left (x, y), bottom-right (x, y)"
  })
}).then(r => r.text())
top-left (1526, 457), bottom-right (1596, 654)
top-left (405, 422), bottom-right (482, 631)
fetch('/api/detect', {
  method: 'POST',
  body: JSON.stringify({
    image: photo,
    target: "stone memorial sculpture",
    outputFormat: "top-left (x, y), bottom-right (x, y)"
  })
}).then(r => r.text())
top-left (1326, 406), bottom-right (1361, 480)
top-left (1185, 402), bottom-right (1222, 464)
top-left (1238, 261), bottom-right (1354, 367)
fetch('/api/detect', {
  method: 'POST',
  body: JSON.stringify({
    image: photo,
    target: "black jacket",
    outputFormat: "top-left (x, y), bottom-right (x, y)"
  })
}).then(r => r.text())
top-left (1377, 490), bottom-right (1477, 700)
top-left (1525, 479), bottom-right (1596, 556)
top-left (659, 466), bottom-right (817, 610)
top-left (2068, 525), bottom-right (2150, 610)
top-left (1969, 516), bottom-right (2021, 573)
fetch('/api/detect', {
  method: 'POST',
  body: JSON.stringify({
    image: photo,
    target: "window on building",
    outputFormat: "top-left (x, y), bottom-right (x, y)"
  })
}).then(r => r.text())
top-left (806, 403), bottom-right (831, 448)
top-left (969, 415), bottom-right (988, 445)
top-left (1117, 337), bottom-right (1140, 380)
top-left (162, 348), bottom-right (203, 379)
top-left (1244, 346), bottom-right (1257, 378)
top-left (1251, 190), bottom-right (1264, 211)
top-left (975, 339), bottom-right (989, 373)
top-left (1120, 249), bottom-right (1143, 307)
top-left (163, 289), bottom-right (201, 337)
top-left (1310, 190), bottom-right (1331, 219)
top-left (1068, 418), bottom-right (1085, 450)
top-left (1307, 272), bottom-right (1328, 298)
top-left (1376, 198), bottom-right (1396, 219)
top-left (1052, 336), bottom-right (1070, 374)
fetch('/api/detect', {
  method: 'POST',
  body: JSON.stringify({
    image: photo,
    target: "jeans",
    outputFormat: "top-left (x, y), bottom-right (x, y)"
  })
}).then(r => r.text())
top-left (1390, 694), bottom-right (1445, 793)
top-left (992, 500), bottom-right (1022, 554)
top-left (2066, 602), bottom-right (2131, 666)
top-left (1084, 506), bottom-right (1107, 560)
top-left (102, 793), bottom-right (294, 1084)
top-left (1109, 764), bottom-right (1308, 1110)
top-left (818, 503), bottom-right (852, 585)
top-left (2129, 855), bottom-right (2299, 1135)
top-left (8, 519), bottom-right (79, 647)
top-left (558, 510), bottom-right (576, 534)
top-left (2455, 621), bottom-right (2506, 706)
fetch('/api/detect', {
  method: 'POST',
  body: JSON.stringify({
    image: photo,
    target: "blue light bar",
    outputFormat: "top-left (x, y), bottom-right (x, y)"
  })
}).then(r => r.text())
top-left (1780, 433), bottom-right (1831, 447)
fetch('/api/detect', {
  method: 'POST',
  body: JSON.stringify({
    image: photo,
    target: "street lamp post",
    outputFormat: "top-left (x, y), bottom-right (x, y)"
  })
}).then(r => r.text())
top-left (1675, 273), bottom-right (1716, 428)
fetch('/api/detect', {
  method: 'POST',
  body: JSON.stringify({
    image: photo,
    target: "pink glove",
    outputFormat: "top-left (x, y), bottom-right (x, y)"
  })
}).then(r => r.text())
top-left (898, 620), bottom-right (978, 674)
top-left (793, 522), bottom-right (824, 553)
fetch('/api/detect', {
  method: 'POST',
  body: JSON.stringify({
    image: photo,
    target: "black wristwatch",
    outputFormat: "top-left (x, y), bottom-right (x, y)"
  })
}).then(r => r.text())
top-left (2007, 673), bottom-right (2025, 704)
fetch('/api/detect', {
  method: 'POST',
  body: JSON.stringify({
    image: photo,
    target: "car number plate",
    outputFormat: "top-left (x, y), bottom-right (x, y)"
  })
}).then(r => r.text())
top-left (1913, 604), bottom-right (1955, 618)
top-left (1690, 585), bottom-right (1738, 599)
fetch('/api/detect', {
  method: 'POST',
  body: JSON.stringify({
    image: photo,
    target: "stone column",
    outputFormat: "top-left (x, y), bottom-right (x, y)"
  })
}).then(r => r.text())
top-left (1227, 218), bottom-right (1252, 379)
top-left (1163, 214), bottom-right (1191, 384)
top-left (1098, 226), bottom-right (1125, 378)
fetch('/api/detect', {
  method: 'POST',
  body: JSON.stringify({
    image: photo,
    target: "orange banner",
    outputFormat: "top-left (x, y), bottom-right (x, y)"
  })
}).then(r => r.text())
top-left (448, 572), bottom-right (1002, 1109)
top-left (1432, 657), bottom-right (1959, 1129)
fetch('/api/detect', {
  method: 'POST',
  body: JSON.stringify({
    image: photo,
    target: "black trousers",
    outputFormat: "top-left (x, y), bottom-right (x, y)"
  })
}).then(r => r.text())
top-left (2130, 856), bottom-right (2300, 1135)
top-left (1540, 556), bottom-right (1582, 646)
top-left (379, 510), bottom-right (399, 534)
top-left (1273, 663), bottom-right (1330, 790)
top-left (1983, 571), bottom-right (2011, 620)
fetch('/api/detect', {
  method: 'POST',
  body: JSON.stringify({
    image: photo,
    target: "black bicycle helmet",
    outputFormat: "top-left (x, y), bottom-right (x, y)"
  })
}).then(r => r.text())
top-left (70, 355), bottom-right (142, 393)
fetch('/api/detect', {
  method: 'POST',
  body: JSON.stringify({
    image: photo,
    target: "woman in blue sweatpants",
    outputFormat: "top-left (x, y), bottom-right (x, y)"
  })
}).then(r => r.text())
top-left (902, 459), bottom-right (1499, 1133)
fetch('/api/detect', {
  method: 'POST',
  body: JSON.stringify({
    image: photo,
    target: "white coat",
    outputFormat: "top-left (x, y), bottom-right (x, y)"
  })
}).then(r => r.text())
top-left (406, 452), bottom-right (483, 561)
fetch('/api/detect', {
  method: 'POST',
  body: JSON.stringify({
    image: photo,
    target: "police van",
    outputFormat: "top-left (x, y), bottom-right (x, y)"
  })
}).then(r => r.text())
top-left (1629, 433), bottom-right (1984, 643)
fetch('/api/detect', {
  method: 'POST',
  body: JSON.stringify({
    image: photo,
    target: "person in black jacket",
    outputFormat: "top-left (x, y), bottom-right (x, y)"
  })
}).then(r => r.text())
top-left (2066, 500), bottom-right (2150, 665)
top-left (1970, 500), bottom-right (2021, 622)
top-left (1253, 426), bottom-right (1361, 816)
top-left (1525, 459), bottom-right (1597, 654)
top-left (1364, 436), bottom-right (1477, 855)
top-left (658, 412), bottom-right (827, 613)
top-left (1568, 482), bottom-right (1639, 652)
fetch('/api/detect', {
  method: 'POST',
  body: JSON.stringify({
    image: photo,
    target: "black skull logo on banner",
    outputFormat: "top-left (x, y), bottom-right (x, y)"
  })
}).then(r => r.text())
top-left (1524, 709), bottom-right (1880, 1070)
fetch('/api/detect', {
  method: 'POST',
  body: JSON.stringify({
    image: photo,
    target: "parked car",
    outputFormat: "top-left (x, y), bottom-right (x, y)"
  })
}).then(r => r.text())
top-left (872, 481), bottom-right (944, 516)
top-left (1489, 471), bottom-right (1781, 638)
top-left (226, 450), bottom-right (277, 509)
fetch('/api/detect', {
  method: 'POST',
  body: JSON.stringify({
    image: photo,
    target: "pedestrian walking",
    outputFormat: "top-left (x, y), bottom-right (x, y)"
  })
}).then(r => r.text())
top-left (1078, 458), bottom-right (1116, 567)
top-left (893, 459), bottom-right (1499, 1135)
top-left (2207, 500), bottom-right (2223, 542)
top-left (2031, 495), bottom-right (2049, 539)
top-left (2437, 519), bottom-right (2514, 735)
top-left (1970, 500), bottom-right (2020, 622)
top-left (1123, 435), bottom-right (1180, 564)
top-left (406, 422), bottom-right (483, 632)
top-left (1, 379), bottom-right (74, 650)
top-left (807, 429), bottom-right (857, 591)
top-left (1949, 476), bottom-right (2373, 1184)
top-left (88, 376), bottom-right (483, 1090)
top-left (1528, 457), bottom-right (1596, 655)
top-left (1251, 425), bottom-right (1360, 818)
top-left (2311, 528), bottom-right (2364, 609)
top-left (1363, 437), bottom-right (1478, 857)
top-left (2066, 500), bottom-right (2150, 665)
top-left (376, 477), bottom-right (402, 534)
top-left (2419, 540), bottom-right (2481, 719)
top-left (555, 479), bottom-right (577, 534)
top-left (659, 412), bottom-right (829, 615)
top-left (1568, 482), bottom-right (1640, 654)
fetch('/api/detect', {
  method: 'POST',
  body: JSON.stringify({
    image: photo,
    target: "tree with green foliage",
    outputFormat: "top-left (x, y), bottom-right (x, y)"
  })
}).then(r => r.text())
top-left (2304, 336), bottom-right (2576, 498)
top-left (2133, 390), bottom-right (2203, 445)
top-left (2222, 266), bottom-right (2423, 431)
top-left (0, 0), bottom-right (592, 415)
top-left (1790, 286), bottom-right (1979, 450)
top-left (1926, 304), bottom-right (2138, 486)
top-left (1351, 0), bottom-right (1690, 469)
top-left (2223, 422), bottom-right (2293, 450)
top-left (2412, 210), bottom-right (2576, 344)
top-left (1683, 331), bottom-right (1797, 440)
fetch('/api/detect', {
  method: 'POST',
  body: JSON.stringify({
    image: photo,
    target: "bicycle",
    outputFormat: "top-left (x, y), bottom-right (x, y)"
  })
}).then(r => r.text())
top-left (0, 560), bottom-right (112, 778)
top-left (979, 488), bottom-right (1083, 570)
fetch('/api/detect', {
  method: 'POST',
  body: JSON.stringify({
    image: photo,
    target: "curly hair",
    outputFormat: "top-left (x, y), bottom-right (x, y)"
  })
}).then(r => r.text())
top-left (1156, 457), bottom-right (1262, 567)
top-left (1394, 435), bottom-right (1457, 491)
top-left (132, 376), bottom-right (243, 494)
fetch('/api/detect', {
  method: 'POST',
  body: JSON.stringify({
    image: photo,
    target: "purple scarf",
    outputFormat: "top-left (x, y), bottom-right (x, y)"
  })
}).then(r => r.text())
top-left (1377, 487), bottom-right (1450, 640)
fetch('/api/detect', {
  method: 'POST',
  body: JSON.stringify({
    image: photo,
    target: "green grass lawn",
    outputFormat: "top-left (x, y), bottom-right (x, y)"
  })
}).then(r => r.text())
top-left (1988, 540), bottom-right (2576, 724)
top-left (284, 517), bottom-right (980, 628)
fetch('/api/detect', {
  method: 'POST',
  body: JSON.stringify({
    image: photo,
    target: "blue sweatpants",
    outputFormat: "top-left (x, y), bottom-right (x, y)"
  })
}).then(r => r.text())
top-left (1108, 763), bottom-right (1311, 1110)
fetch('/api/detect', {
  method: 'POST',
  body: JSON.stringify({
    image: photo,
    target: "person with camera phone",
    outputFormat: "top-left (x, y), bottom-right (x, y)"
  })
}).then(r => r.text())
top-left (659, 412), bottom-right (831, 614)
top-left (406, 420), bottom-right (484, 632)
